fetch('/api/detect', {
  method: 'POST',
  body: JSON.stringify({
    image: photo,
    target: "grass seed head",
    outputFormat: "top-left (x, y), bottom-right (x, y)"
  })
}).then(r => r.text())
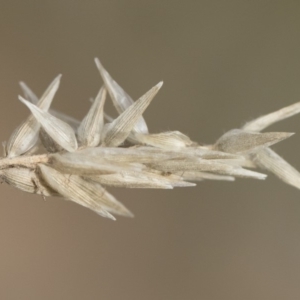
top-left (1, 58), bottom-right (300, 220)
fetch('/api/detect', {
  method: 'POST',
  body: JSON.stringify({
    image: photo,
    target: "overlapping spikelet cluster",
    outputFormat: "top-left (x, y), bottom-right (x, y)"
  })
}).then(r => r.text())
top-left (1, 58), bottom-right (300, 220)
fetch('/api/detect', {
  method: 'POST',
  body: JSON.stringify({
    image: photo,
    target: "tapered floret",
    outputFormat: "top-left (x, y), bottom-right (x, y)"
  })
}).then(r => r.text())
top-left (6, 75), bottom-right (61, 157)
top-left (102, 81), bottom-right (163, 147)
top-left (78, 86), bottom-right (106, 147)
top-left (19, 96), bottom-right (78, 152)
top-left (95, 58), bottom-right (149, 134)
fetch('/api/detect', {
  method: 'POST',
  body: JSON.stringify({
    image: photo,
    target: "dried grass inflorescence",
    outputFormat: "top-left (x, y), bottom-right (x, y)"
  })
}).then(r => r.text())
top-left (1, 58), bottom-right (300, 220)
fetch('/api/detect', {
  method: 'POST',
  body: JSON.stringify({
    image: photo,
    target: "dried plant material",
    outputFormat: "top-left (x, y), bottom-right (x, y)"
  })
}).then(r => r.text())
top-left (102, 81), bottom-right (163, 147)
top-left (208, 158), bottom-right (247, 167)
top-left (39, 75), bottom-right (61, 108)
top-left (39, 163), bottom-right (115, 219)
top-left (133, 131), bottom-right (195, 150)
top-left (0, 167), bottom-right (37, 194)
top-left (243, 102), bottom-right (300, 132)
top-left (19, 97), bottom-right (78, 152)
top-left (39, 164), bottom-right (133, 219)
top-left (105, 112), bottom-right (143, 144)
top-left (6, 75), bottom-right (62, 158)
top-left (50, 110), bottom-right (81, 130)
top-left (178, 171), bottom-right (235, 182)
top-left (39, 127), bottom-right (64, 153)
top-left (6, 116), bottom-right (40, 158)
top-left (22, 74), bottom-right (62, 111)
top-left (20, 80), bottom-right (80, 130)
top-left (250, 148), bottom-right (300, 189)
top-left (214, 129), bottom-right (293, 154)
top-left (0, 167), bottom-right (57, 196)
top-left (88, 169), bottom-right (195, 189)
top-left (78, 86), bottom-right (106, 147)
top-left (149, 159), bottom-right (267, 179)
top-left (95, 58), bottom-right (149, 134)
top-left (19, 81), bottom-right (39, 104)
top-left (182, 147), bottom-right (243, 160)
top-left (89, 173), bottom-right (174, 189)
top-left (2, 58), bottom-right (300, 220)
top-left (49, 152), bottom-right (142, 175)
top-left (71, 146), bottom-right (186, 164)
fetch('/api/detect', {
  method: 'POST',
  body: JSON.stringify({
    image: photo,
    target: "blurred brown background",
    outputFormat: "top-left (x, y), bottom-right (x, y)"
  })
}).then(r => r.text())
top-left (0, 1), bottom-right (300, 299)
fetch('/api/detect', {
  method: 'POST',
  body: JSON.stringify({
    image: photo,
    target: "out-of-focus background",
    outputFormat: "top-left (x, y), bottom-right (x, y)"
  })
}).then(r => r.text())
top-left (0, 1), bottom-right (300, 299)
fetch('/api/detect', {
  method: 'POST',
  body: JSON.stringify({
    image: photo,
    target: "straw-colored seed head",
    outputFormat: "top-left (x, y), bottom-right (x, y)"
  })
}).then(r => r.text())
top-left (0, 57), bottom-right (299, 220)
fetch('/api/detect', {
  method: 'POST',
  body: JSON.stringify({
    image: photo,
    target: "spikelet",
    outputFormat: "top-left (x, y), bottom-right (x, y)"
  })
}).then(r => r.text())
top-left (6, 75), bottom-right (61, 157)
top-left (102, 82), bottom-right (163, 147)
top-left (78, 86), bottom-right (106, 147)
top-left (19, 81), bottom-right (81, 130)
top-left (19, 97), bottom-right (78, 152)
top-left (0, 167), bottom-right (58, 196)
top-left (243, 102), bottom-right (300, 132)
top-left (250, 148), bottom-right (300, 189)
top-left (214, 129), bottom-right (293, 154)
top-left (39, 164), bottom-right (133, 219)
top-left (95, 58), bottom-right (149, 134)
